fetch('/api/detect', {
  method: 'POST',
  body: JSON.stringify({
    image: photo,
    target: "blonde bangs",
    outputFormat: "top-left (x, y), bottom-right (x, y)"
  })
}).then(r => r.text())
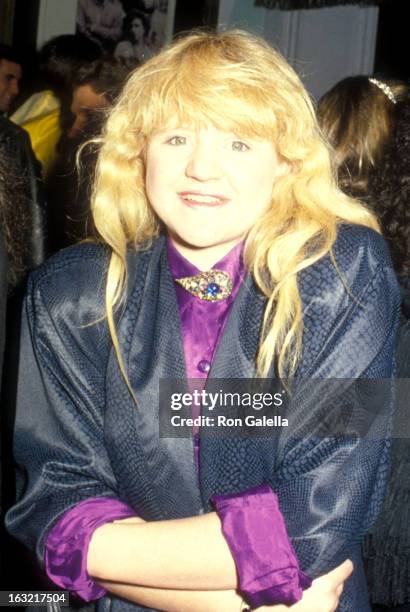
top-left (118, 43), bottom-right (284, 142)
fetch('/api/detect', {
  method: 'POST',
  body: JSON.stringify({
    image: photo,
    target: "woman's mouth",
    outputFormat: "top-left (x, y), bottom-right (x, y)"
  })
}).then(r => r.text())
top-left (178, 192), bottom-right (229, 207)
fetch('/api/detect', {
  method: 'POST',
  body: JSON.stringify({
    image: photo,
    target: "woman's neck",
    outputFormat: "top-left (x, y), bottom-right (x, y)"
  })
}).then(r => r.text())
top-left (168, 236), bottom-right (244, 271)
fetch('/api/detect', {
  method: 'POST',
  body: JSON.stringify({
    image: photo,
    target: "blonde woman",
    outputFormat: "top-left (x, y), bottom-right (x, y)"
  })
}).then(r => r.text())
top-left (7, 31), bottom-right (399, 611)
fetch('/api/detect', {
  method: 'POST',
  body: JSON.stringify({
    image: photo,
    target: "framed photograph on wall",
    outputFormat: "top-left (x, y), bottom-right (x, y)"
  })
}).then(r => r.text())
top-left (76, 0), bottom-right (177, 61)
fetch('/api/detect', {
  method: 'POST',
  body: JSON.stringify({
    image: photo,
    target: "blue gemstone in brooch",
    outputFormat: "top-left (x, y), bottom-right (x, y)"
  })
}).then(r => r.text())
top-left (175, 270), bottom-right (233, 302)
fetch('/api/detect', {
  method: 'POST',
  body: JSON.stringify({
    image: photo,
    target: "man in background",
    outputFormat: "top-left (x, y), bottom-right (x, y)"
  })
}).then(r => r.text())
top-left (11, 35), bottom-right (100, 177)
top-left (0, 44), bottom-right (21, 115)
top-left (46, 56), bottom-right (132, 251)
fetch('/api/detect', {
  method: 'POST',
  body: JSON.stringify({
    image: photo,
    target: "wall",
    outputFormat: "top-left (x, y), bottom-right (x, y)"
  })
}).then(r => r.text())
top-left (218, 0), bottom-right (267, 33)
top-left (35, 0), bottom-right (379, 100)
top-left (36, 0), bottom-right (176, 49)
top-left (218, 1), bottom-right (379, 100)
top-left (36, 0), bottom-right (78, 48)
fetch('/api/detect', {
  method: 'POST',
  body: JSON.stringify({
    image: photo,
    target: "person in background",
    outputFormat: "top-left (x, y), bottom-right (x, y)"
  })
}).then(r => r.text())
top-left (368, 97), bottom-right (410, 321)
top-left (68, 56), bottom-right (131, 140)
top-left (114, 9), bottom-right (153, 62)
top-left (0, 147), bottom-right (44, 599)
top-left (0, 44), bottom-right (22, 116)
top-left (0, 116), bottom-right (45, 269)
top-left (7, 30), bottom-right (399, 611)
top-left (1, 45), bottom-right (45, 267)
top-left (77, 0), bottom-right (125, 53)
top-left (46, 56), bottom-right (132, 251)
top-left (318, 75), bottom-right (410, 612)
top-left (11, 35), bottom-right (100, 177)
top-left (0, 50), bottom-right (45, 600)
top-left (318, 75), bottom-right (407, 199)
top-left (0, 147), bottom-right (36, 290)
top-left (361, 93), bottom-right (410, 612)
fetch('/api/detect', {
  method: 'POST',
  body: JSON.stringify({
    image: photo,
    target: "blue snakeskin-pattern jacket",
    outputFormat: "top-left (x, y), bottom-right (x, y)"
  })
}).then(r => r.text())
top-left (6, 224), bottom-right (400, 612)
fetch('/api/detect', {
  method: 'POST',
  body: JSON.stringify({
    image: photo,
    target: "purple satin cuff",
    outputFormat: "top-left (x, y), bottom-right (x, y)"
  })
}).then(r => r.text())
top-left (212, 484), bottom-right (312, 608)
top-left (45, 497), bottom-right (136, 602)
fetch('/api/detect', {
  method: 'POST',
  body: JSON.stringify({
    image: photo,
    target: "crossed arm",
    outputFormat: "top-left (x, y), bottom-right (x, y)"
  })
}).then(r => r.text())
top-left (88, 513), bottom-right (351, 611)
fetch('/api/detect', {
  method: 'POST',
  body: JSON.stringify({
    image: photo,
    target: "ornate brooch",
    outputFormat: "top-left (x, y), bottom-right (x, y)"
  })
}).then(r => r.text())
top-left (176, 269), bottom-right (233, 302)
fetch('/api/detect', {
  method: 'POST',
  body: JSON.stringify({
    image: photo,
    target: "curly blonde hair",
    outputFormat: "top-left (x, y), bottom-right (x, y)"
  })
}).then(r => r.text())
top-left (91, 30), bottom-right (378, 379)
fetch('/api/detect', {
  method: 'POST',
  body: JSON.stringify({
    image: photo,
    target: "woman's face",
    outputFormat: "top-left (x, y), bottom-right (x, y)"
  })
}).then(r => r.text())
top-left (130, 18), bottom-right (144, 42)
top-left (146, 124), bottom-right (286, 269)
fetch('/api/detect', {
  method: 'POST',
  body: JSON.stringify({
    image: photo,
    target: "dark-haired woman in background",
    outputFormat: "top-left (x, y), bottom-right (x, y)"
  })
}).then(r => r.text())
top-left (318, 76), bottom-right (407, 199)
top-left (363, 94), bottom-right (410, 612)
top-left (319, 76), bottom-right (410, 612)
top-left (114, 9), bottom-right (153, 62)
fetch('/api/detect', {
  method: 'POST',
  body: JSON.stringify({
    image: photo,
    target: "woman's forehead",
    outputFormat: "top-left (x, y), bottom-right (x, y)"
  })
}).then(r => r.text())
top-left (145, 112), bottom-right (275, 139)
top-left (149, 122), bottom-right (270, 140)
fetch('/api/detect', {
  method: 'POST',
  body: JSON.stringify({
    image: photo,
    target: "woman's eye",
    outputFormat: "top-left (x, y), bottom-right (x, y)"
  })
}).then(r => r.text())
top-left (167, 135), bottom-right (187, 146)
top-left (231, 140), bottom-right (249, 152)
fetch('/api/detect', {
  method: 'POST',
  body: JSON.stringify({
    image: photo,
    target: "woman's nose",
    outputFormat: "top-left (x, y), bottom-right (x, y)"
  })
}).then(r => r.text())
top-left (185, 144), bottom-right (222, 181)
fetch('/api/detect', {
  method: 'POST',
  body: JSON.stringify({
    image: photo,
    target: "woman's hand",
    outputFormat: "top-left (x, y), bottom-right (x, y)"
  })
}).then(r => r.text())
top-left (263, 560), bottom-right (353, 612)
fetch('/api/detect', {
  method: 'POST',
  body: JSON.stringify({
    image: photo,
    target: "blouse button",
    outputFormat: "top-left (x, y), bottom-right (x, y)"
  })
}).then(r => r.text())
top-left (197, 359), bottom-right (211, 373)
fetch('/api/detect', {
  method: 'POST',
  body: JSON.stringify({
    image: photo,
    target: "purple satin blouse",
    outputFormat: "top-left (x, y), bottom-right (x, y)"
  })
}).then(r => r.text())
top-left (167, 239), bottom-right (245, 465)
top-left (44, 239), bottom-right (310, 607)
top-left (167, 238), bottom-right (245, 386)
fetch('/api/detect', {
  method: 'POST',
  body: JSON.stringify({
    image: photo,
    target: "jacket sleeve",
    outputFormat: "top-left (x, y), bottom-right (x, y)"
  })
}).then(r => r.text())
top-left (271, 235), bottom-right (400, 577)
top-left (6, 253), bottom-right (119, 567)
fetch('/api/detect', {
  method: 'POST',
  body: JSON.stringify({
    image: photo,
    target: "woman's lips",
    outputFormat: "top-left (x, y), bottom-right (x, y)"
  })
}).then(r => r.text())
top-left (178, 191), bottom-right (230, 207)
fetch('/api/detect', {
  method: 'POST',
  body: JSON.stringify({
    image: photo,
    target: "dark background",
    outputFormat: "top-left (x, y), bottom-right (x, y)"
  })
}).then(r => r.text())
top-left (8, 0), bottom-right (410, 81)
top-left (373, 0), bottom-right (409, 79)
top-left (10, 0), bottom-right (220, 49)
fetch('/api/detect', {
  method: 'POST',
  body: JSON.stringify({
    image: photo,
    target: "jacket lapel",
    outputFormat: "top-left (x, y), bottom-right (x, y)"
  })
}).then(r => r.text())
top-left (208, 275), bottom-right (265, 379)
top-left (199, 277), bottom-right (278, 507)
top-left (106, 242), bottom-right (275, 517)
top-left (105, 239), bottom-right (203, 519)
